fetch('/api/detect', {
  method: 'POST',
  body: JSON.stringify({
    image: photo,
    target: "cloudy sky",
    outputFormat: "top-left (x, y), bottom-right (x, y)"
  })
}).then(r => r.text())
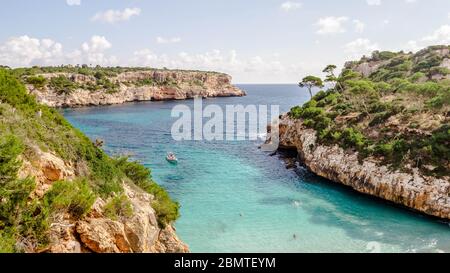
top-left (0, 0), bottom-right (449, 83)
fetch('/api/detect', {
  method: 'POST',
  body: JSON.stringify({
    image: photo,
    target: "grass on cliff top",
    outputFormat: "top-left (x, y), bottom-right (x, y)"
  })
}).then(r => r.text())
top-left (0, 68), bottom-right (180, 252)
top-left (290, 46), bottom-right (449, 177)
top-left (8, 65), bottom-right (223, 79)
top-left (18, 65), bottom-right (213, 93)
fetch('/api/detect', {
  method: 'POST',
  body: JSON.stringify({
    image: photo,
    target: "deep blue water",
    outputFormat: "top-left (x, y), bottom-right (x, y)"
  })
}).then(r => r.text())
top-left (63, 84), bottom-right (450, 253)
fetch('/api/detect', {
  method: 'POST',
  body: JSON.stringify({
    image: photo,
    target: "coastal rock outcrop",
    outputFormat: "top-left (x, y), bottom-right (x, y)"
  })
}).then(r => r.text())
top-left (19, 146), bottom-right (189, 253)
top-left (27, 70), bottom-right (245, 107)
top-left (275, 115), bottom-right (450, 220)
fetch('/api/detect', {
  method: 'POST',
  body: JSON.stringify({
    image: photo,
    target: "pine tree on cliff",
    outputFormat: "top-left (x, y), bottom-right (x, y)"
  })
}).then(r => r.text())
top-left (323, 65), bottom-right (343, 92)
top-left (299, 76), bottom-right (324, 99)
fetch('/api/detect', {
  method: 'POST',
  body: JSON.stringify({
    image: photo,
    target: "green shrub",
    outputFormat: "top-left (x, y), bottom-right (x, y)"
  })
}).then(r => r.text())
top-left (408, 72), bottom-right (427, 82)
top-left (94, 71), bottom-right (107, 80)
top-left (429, 67), bottom-right (450, 76)
top-left (430, 125), bottom-right (450, 161)
top-left (49, 75), bottom-right (77, 95)
top-left (313, 91), bottom-right (327, 101)
top-left (135, 78), bottom-right (155, 87)
top-left (0, 134), bottom-right (43, 252)
top-left (78, 68), bottom-right (92, 76)
top-left (104, 194), bottom-right (133, 221)
top-left (346, 80), bottom-right (376, 95)
top-left (371, 51), bottom-right (399, 61)
top-left (375, 142), bottom-right (394, 156)
top-left (97, 78), bottom-right (119, 94)
top-left (147, 183), bottom-right (180, 228)
top-left (301, 107), bottom-right (325, 119)
top-left (289, 106), bottom-right (303, 119)
top-left (0, 135), bottom-right (36, 227)
top-left (19, 200), bottom-right (50, 248)
top-left (316, 92), bottom-right (341, 107)
top-left (25, 75), bottom-right (47, 89)
top-left (0, 229), bottom-right (16, 253)
top-left (413, 54), bottom-right (442, 73)
top-left (114, 157), bottom-right (180, 227)
top-left (44, 179), bottom-right (96, 219)
top-left (0, 69), bottom-right (39, 113)
top-left (341, 128), bottom-right (367, 150)
top-left (339, 69), bottom-right (361, 83)
top-left (426, 90), bottom-right (450, 108)
top-left (373, 82), bottom-right (392, 94)
top-left (0, 135), bottom-right (24, 185)
top-left (114, 157), bottom-right (150, 188)
top-left (370, 111), bottom-right (394, 126)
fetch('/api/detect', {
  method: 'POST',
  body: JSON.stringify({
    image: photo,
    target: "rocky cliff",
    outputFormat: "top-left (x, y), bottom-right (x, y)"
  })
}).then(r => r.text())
top-left (25, 69), bottom-right (245, 107)
top-left (17, 148), bottom-right (188, 253)
top-left (0, 68), bottom-right (189, 253)
top-left (272, 45), bottom-right (449, 220)
top-left (276, 114), bottom-right (450, 219)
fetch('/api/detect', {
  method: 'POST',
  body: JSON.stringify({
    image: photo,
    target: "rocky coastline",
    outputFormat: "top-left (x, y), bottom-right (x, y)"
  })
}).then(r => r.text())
top-left (274, 114), bottom-right (450, 220)
top-left (26, 70), bottom-right (245, 108)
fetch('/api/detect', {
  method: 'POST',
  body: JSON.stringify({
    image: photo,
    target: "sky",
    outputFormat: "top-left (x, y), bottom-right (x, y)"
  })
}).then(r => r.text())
top-left (0, 0), bottom-right (449, 83)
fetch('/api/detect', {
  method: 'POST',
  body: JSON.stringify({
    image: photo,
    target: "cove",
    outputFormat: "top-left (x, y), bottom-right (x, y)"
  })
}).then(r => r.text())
top-left (62, 84), bottom-right (450, 253)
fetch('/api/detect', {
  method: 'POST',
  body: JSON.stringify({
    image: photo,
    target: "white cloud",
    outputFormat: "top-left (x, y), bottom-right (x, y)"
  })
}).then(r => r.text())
top-left (404, 40), bottom-right (422, 52)
top-left (156, 37), bottom-right (181, 44)
top-left (400, 25), bottom-right (450, 53)
top-left (422, 24), bottom-right (450, 44)
top-left (316, 16), bottom-right (349, 35)
top-left (344, 38), bottom-right (379, 58)
top-left (91, 8), bottom-right (141, 24)
top-left (404, 0), bottom-right (417, 3)
top-left (75, 36), bottom-right (117, 65)
top-left (66, 0), bottom-right (81, 6)
top-left (366, 0), bottom-right (381, 6)
top-left (129, 49), bottom-right (311, 83)
top-left (0, 36), bottom-right (63, 67)
top-left (353, 20), bottom-right (365, 33)
top-left (0, 35), bottom-right (118, 67)
top-left (81, 35), bottom-right (112, 52)
top-left (280, 1), bottom-right (302, 12)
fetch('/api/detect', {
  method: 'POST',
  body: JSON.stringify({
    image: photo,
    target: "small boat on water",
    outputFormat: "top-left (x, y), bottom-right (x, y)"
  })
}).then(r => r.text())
top-left (166, 152), bottom-right (178, 164)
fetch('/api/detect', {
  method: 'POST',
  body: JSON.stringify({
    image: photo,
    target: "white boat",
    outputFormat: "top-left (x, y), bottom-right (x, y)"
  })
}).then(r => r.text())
top-left (166, 152), bottom-right (178, 164)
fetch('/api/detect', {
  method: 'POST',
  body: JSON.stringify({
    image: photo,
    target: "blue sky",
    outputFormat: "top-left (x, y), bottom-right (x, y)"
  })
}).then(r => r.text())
top-left (0, 0), bottom-right (449, 83)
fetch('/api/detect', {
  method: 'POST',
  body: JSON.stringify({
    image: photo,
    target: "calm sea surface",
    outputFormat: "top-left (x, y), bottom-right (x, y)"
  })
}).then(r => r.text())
top-left (63, 84), bottom-right (450, 253)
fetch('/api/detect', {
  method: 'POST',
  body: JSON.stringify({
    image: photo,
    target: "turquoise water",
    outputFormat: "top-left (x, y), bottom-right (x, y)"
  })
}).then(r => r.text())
top-left (63, 84), bottom-right (450, 253)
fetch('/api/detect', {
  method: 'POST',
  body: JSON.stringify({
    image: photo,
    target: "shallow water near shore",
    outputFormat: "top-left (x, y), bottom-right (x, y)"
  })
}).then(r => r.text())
top-left (63, 84), bottom-right (450, 253)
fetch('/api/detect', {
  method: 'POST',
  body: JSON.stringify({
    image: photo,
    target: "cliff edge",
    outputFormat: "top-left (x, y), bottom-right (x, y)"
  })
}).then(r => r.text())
top-left (271, 45), bottom-right (449, 220)
top-left (18, 67), bottom-right (245, 107)
top-left (0, 69), bottom-right (188, 253)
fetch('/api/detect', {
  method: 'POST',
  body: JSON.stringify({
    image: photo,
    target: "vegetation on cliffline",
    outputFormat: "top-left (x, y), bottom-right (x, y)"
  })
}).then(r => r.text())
top-left (0, 69), bottom-right (179, 252)
top-left (9, 65), bottom-right (222, 94)
top-left (290, 45), bottom-right (449, 177)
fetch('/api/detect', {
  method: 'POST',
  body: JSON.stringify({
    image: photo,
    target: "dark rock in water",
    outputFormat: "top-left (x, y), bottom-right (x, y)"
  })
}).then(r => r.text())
top-left (284, 158), bottom-right (297, 169)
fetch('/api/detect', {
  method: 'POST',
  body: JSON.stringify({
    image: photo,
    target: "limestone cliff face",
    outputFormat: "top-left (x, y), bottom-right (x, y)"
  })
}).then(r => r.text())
top-left (18, 147), bottom-right (189, 253)
top-left (276, 115), bottom-right (450, 220)
top-left (27, 70), bottom-right (245, 107)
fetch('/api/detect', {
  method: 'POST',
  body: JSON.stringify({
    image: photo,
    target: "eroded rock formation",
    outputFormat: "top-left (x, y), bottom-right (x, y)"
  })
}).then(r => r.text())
top-left (275, 114), bottom-right (450, 220)
top-left (27, 70), bottom-right (245, 107)
top-left (18, 147), bottom-right (189, 253)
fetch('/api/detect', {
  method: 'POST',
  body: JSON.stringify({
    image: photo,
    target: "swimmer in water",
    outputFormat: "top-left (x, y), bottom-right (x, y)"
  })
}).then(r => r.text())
top-left (293, 234), bottom-right (297, 239)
